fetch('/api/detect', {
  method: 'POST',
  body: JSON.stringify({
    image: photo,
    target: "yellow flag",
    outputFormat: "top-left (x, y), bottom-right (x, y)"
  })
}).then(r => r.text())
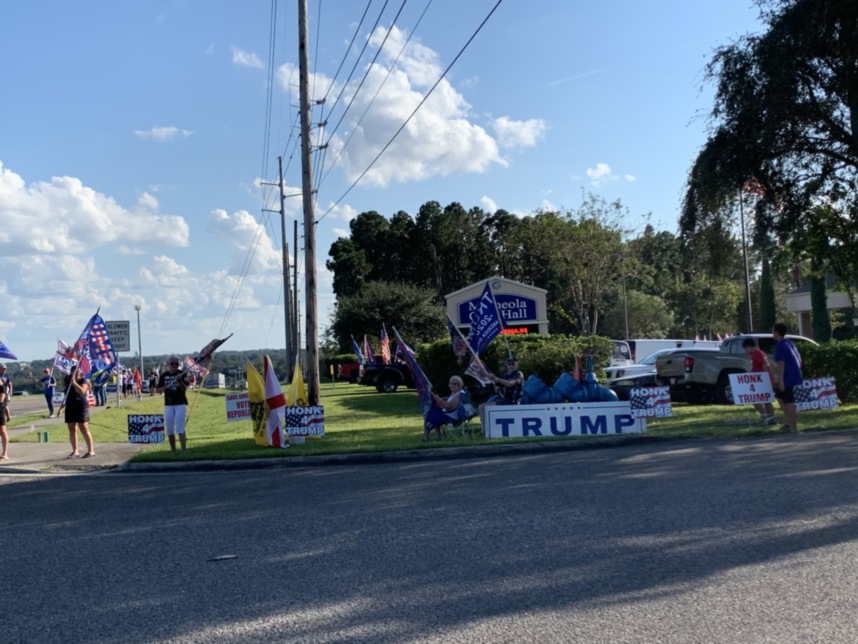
top-left (287, 363), bottom-right (308, 406)
top-left (246, 360), bottom-right (268, 446)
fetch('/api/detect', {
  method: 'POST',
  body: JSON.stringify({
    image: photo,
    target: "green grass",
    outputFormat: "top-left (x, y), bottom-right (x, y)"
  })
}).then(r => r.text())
top-left (10, 382), bottom-right (858, 462)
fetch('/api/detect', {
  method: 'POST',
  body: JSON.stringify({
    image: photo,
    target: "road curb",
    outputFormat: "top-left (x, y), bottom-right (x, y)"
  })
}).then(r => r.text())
top-left (117, 434), bottom-right (694, 473)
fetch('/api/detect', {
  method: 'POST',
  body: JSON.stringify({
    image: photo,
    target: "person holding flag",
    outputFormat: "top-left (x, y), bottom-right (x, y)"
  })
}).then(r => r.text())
top-left (155, 356), bottom-right (190, 453)
top-left (478, 355), bottom-right (524, 429)
top-left (64, 364), bottom-right (95, 458)
top-left (40, 368), bottom-right (57, 418)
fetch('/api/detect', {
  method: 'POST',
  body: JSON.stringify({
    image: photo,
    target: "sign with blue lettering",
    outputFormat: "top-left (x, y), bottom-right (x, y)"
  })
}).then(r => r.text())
top-left (458, 294), bottom-right (537, 326)
top-left (484, 402), bottom-right (645, 439)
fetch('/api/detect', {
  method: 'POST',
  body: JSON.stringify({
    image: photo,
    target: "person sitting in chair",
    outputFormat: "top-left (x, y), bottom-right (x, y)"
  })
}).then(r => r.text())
top-left (425, 375), bottom-right (469, 442)
top-left (479, 355), bottom-right (524, 430)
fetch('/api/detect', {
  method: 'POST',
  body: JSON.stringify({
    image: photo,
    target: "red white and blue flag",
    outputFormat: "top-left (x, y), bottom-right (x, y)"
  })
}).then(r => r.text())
top-left (72, 312), bottom-right (117, 378)
top-left (363, 334), bottom-right (376, 365)
top-left (54, 340), bottom-right (77, 375)
top-left (380, 324), bottom-right (391, 365)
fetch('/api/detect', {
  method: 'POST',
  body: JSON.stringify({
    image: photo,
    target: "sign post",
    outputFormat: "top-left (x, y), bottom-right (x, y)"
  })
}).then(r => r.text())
top-left (106, 321), bottom-right (131, 407)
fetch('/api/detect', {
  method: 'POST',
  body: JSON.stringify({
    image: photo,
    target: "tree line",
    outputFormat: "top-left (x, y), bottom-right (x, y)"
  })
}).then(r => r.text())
top-left (324, 194), bottom-right (793, 352)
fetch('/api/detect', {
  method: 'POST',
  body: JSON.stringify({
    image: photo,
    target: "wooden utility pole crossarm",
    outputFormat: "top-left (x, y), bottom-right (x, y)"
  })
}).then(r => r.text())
top-left (298, 0), bottom-right (320, 405)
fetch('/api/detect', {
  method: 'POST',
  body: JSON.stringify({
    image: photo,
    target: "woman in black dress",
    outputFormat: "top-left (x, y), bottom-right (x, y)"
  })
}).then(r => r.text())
top-left (65, 366), bottom-right (95, 458)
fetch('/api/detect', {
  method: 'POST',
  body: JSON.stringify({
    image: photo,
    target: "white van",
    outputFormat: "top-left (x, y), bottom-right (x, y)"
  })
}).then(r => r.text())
top-left (626, 338), bottom-right (720, 363)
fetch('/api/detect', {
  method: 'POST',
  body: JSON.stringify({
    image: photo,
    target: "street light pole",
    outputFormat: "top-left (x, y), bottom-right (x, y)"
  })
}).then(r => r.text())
top-left (135, 305), bottom-right (144, 398)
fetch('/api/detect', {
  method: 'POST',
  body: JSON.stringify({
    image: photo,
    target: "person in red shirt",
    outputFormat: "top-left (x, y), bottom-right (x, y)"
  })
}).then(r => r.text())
top-left (742, 338), bottom-right (777, 426)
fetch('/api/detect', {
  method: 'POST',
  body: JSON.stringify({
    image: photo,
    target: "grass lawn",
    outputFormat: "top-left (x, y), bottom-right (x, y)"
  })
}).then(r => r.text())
top-left (9, 381), bottom-right (858, 462)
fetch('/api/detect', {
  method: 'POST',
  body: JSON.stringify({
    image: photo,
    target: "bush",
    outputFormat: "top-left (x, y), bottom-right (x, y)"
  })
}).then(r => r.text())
top-left (416, 334), bottom-right (616, 393)
top-left (323, 353), bottom-right (359, 377)
top-left (801, 340), bottom-right (858, 403)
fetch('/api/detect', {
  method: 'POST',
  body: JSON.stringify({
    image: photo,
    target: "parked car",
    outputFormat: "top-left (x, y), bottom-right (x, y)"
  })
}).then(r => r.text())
top-left (336, 362), bottom-right (361, 384)
top-left (625, 338), bottom-right (721, 363)
top-left (605, 347), bottom-right (719, 385)
top-left (655, 333), bottom-right (817, 404)
top-left (358, 361), bottom-right (415, 393)
top-left (609, 371), bottom-right (659, 401)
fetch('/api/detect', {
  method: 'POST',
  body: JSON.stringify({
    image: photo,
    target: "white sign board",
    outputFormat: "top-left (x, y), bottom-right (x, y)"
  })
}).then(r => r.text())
top-left (106, 320), bottom-right (131, 352)
top-left (728, 372), bottom-right (774, 405)
top-left (225, 392), bottom-right (251, 422)
top-left (485, 402), bottom-right (645, 439)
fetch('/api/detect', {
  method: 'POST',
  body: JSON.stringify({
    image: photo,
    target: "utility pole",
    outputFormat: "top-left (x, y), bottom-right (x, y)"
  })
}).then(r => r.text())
top-left (298, 0), bottom-right (320, 404)
top-left (293, 219), bottom-right (299, 367)
top-left (279, 156), bottom-right (293, 374)
top-left (261, 156), bottom-right (300, 371)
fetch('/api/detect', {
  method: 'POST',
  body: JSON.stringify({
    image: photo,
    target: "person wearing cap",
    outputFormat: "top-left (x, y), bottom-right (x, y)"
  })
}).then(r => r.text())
top-left (40, 368), bottom-right (57, 418)
top-left (0, 364), bottom-right (11, 423)
top-left (156, 356), bottom-right (190, 453)
top-left (479, 355), bottom-right (524, 429)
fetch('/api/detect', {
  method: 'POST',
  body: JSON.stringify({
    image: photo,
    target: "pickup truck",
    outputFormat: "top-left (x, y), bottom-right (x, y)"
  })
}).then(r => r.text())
top-left (655, 333), bottom-right (817, 404)
top-left (358, 361), bottom-right (415, 393)
top-left (336, 362), bottom-right (361, 383)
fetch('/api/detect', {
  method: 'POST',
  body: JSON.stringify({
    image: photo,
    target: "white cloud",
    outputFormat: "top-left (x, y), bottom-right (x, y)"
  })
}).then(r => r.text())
top-left (491, 116), bottom-right (547, 148)
top-left (206, 209), bottom-right (282, 276)
top-left (332, 227), bottom-right (349, 238)
top-left (585, 162), bottom-right (637, 187)
top-left (0, 162), bottom-right (190, 257)
top-left (134, 126), bottom-right (192, 141)
top-left (481, 196), bottom-right (497, 213)
top-left (231, 46), bottom-right (263, 69)
top-left (280, 26), bottom-right (516, 188)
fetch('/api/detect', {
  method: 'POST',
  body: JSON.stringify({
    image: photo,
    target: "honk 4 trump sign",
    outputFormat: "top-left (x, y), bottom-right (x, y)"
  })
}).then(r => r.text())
top-left (729, 372), bottom-right (774, 405)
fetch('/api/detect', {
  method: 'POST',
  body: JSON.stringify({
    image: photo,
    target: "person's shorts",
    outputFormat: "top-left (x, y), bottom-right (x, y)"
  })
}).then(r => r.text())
top-left (775, 386), bottom-right (795, 404)
top-left (164, 404), bottom-right (187, 435)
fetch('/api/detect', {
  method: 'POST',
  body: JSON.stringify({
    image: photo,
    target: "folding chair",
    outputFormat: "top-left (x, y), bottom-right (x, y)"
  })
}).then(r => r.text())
top-left (442, 391), bottom-right (478, 440)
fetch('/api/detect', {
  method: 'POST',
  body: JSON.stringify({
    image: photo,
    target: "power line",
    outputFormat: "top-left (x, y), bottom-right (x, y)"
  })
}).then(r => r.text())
top-left (317, 0), bottom-right (433, 192)
top-left (318, 0), bottom-right (504, 222)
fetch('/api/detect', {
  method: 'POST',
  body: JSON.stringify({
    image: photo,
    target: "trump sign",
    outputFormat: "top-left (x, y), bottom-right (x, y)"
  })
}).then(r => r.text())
top-left (484, 402), bottom-right (645, 439)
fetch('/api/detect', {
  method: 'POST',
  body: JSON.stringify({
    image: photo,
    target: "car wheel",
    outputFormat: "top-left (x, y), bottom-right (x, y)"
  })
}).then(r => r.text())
top-left (714, 374), bottom-right (735, 405)
top-left (376, 377), bottom-right (398, 393)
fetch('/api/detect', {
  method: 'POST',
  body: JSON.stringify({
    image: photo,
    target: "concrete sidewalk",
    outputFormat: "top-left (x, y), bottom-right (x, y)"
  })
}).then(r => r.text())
top-left (2, 405), bottom-right (143, 474)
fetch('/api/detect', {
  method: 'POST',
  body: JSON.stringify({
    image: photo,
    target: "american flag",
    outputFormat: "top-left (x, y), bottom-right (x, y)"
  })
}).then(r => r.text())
top-left (285, 405), bottom-right (325, 437)
top-left (364, 334), bottom-right (376, 365)
top-left (380, 324), bottom-right (391, 364)
top-left (630, 386), bottom-right (672, 418)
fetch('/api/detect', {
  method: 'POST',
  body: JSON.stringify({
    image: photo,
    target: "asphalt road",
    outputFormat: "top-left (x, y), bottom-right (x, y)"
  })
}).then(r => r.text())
top-left (2, 432), bottom-right (858, 643)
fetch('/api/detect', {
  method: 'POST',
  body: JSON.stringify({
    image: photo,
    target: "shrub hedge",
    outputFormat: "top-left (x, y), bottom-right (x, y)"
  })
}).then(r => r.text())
top-left (416, 334), bottom-right (615, 394)
top-left (801, 340), bottom-right (858, 403)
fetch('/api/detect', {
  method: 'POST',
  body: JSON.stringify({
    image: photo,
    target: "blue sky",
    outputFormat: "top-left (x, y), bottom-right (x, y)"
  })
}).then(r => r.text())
top-left (0, 0), bottom-right (762, 362)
